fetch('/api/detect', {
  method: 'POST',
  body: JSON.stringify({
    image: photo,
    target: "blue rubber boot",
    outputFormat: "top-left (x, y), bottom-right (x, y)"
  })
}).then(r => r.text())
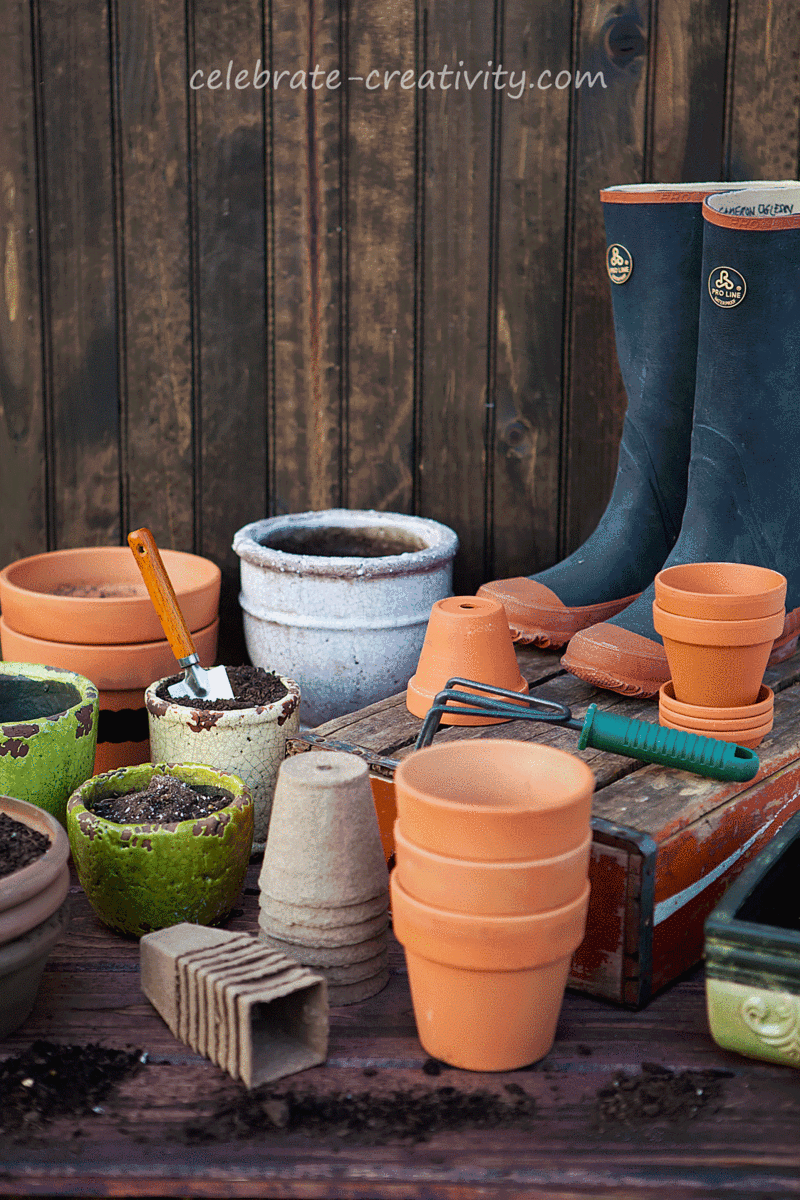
top-left (563, 184), bottom-right (800, 695)
top-left (479, 183), bottom-right (747, 647)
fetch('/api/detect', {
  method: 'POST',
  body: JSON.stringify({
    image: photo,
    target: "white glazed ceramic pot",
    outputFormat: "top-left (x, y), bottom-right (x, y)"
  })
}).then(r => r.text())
top-left (232, 510), bottom-right (459, 726)
top-left (145, 675), bottom-right (301, 848)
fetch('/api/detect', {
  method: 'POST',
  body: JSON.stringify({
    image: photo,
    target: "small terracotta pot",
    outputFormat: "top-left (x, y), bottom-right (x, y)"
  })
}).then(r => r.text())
top-left (93, 687), bottom-right (152, 775)
top-left (393, 821), bottom-right (592, 915)
top-left (659, 680), bottom-right (774, 722)
top-left (654, 562), bottom-right (786, 622)
top-left (406, 595), bottom-right (528, 724)
top-left (652, 603), bottom-right (784, 708)
top-left (391, 872), bottom-right (590, 1071)
top-left (145, 675), bottom-right (301, 850)
top-left (394, 739), bottom-right (594, 861)
top-left (0, 663), bottom-right (99, 826)
top-left (0, 545), bottom-right (220, 644)
top-left (658, 710), bottom-right (772, 750)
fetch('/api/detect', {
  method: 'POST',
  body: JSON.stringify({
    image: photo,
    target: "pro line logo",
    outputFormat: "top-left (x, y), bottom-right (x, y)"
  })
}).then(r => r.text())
top-left (606, 244), bottom-right (632, 284)
top-left (708, 266), bottom-right (746, 308)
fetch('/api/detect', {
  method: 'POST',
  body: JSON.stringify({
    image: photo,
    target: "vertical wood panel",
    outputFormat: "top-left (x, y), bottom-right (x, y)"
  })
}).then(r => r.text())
top-left (192, 0), bottom-right (267, 663)
top-left (420, 0), bottom-right (495, 594)
top-left (41, 0), bottom-right (120, 548)
top-left (649, 0), bottom-right (729, 182)
top-left (0, 0), bottom-right (48, 567)
top-left (345, 2), bottom-right (417, 514)
top-left (491, 3), bottom-right (572, 582)
top-left (727, 0), bottom-right (800, 180)
top-left (116, 0), bottom-right (194, 549)
top-left (270, 0), bottom-right (344, 516)
top-left (562, 0), bottom-right (650, 556)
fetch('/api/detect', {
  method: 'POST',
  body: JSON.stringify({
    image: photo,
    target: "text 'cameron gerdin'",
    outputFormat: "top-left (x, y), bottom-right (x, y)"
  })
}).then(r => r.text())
top-left (189, 62), bottom-right (607, 98)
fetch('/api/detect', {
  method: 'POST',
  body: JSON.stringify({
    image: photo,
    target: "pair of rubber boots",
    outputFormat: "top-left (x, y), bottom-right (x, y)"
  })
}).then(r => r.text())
top-left (479, 180), bottom-right (800, 697)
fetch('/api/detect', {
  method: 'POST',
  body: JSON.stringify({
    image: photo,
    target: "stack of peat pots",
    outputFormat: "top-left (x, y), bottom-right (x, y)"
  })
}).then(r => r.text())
top-left (391, 739), bottom-right (594, 1072)
top-left (653, 563), bottom-right (786, 749)
top-left (257, 751), bottom-right (391, 1005)
top-left (0, 547), bottom-right (221, 774)
top-left (0, 796), bottom-right (71, 1037)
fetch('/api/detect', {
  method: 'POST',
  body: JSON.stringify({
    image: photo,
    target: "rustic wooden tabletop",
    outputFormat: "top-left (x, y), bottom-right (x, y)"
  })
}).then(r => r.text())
top-left (1, 856), bottom-right (799, 1199)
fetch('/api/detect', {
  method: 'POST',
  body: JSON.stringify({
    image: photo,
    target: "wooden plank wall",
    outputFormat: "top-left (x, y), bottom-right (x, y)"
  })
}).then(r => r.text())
top-left (1, 0), bottom-right (799, 661)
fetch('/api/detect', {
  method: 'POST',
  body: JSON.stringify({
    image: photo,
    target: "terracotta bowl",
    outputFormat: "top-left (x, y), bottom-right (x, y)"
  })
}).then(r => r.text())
top-left (0, 546), bottom-right (221, 644)
top-left (0, 795), bottom-right (70, 914)
top-left (394, 739), bottom-right (595, 862)
top-left (654, 562), bottom-right (786, 622)
top-left (659, 681), bottom-right (774, 722)
top-left (0, 615), bottom-right (219, 691)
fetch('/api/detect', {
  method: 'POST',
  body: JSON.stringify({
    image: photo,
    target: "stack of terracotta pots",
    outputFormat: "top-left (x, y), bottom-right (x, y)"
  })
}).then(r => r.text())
top-left (257, 751), bottom-right (391, 1005)
top-left (0, 547), bottom-right (220, 774)
top-left (653, 563), bottom-right (786, 749)
top-left (0, 796), bottom-right (71, 1037)
top-left (390, 739), bottom-right (594, 1072)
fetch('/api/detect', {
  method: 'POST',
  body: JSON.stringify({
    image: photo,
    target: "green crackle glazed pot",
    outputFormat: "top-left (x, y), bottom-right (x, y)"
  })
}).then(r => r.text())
top-left (0, 662), bottom-right (99, 827)
top-left (66, 762), bottom-right (254, 937)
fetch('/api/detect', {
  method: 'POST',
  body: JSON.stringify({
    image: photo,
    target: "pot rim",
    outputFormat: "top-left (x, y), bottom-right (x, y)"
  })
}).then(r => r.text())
top-left (652, 602), bottom-right (785, 645)
top-left (659, 680), bottom-right (773, 720)
top-left (393, 820), bottom-right (592, 871)
top-left (655, 562), bottom-right (786, 616)
top-left (66, 761), bottom-right (252, 837)
top-left (0, 661), bottom-right (99, 729)
top-left (0, 795), bottom-right (71, 913)
top-left (144, 674), bottom-right (301, 726)
top-left (232, 509), bottom-right (459, 581)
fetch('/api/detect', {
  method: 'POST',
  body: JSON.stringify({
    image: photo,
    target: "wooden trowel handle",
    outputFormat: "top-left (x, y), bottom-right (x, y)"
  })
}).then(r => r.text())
top-left (127, 528), bottom-right (197, 663)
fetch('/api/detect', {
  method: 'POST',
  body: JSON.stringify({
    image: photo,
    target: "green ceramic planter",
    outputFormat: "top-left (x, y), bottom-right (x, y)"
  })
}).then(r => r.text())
top-left (66, 762), bottom-right (254, 937)
top-left (0, 662), bottom-right (99, 827)
top-left (705, 809), bottom-right (800, 1068)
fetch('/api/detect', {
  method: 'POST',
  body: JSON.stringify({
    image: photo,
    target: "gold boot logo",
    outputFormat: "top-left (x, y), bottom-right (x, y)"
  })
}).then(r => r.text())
top-left (708, 266), bottom-right (746, 308)
top-left (606, 243), bottom-right (633, 284)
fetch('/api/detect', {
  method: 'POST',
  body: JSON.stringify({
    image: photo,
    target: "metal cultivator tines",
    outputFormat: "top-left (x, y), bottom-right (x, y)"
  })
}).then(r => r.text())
top-left (413, 678), bottom-right (760, 783)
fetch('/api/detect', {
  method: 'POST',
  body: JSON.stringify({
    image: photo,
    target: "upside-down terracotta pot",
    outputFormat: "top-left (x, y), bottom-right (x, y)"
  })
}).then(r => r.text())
top-left (652, 604), bottom-right (784, 708)
top-left (391, 872), bottom-right (591, 1071)
top-left (654, 562), bottom-right (786, 622)
top-left (393, 739), bottom-right (595, 862)
top-left (145, 675), bottom-right (301, 851)
top-left (406, 595), bottom-right (529, 724)
top-left (0, 796), bottom-right (71, 947)
top-left (393, 821), bottom-right (591, 916)
top-left (0, 662), bottom-right (98, 826)
top-left (67, 762), bottom-right (253, 937)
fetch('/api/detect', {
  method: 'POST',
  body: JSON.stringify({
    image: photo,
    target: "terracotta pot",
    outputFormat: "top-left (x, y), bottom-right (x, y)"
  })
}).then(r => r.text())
top-left (93, 687), bottom-right (152, 775)
top-left (652, 603), bottom-right (784, 707)
top-left (0, 545), bottom-right (220, 644)
top-left (66, 762), bottom-right (253, 936)
top-left (391, 872), bottom-right (590, 1070)
top-left (0, 662), bottom-right (98, 826)
top-left (0, 865), bottom-right (69, 947)
top-left (659, 680), bottom-right (774, 722)
top-left (145, 675), bottom-right (301, 850)
top-left (394, 739), bottom-right (594, 862)
top-left (406, 595), bottom-right (529, 724)
top-left (655, 562), bottom-right (786, 622)
top-left (0, 795), bottom-right (71, 947)
top-left (658, 710), bottom-right (772, 750)
top-left (0, 899), bottom-right (71, 1038)
top-left (393, 821), bottom-right (592, 915)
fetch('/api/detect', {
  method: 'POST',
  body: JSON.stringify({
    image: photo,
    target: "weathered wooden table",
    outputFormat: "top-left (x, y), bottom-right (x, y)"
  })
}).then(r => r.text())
top-left (2, 648), bottom-right (800, 1197)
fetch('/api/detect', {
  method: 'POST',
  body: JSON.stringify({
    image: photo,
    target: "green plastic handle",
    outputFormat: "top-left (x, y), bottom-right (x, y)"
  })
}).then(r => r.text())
top-left (577, 704), bottom-right (760, 782)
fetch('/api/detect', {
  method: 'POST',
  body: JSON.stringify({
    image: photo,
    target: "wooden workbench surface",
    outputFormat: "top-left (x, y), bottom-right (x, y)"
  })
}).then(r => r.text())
top-left (1, 860), bottom-right (799, 1199)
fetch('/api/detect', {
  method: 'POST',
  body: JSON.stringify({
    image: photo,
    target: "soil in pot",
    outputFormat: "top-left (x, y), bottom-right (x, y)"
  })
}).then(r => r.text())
top-left (258, 527), bottom-right (427, 557)
top-left (154, 664), bottom-right (287, 712)
top-left (0, 814), bottom-right (51, 878)
top-left (90, 775), bottom-right (235, 824)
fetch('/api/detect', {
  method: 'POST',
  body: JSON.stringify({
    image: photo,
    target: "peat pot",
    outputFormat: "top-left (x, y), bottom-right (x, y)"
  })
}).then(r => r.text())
top-left (0, 663), bottom-right (98, 826)
top-left (232, 510), bottom-right (459, 726)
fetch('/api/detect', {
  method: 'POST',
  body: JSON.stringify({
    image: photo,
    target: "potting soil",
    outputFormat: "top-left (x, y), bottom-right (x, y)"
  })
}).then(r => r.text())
top-left (0, 1041), bottom-right (143, 1135)
top-left (155, 665), bottom-right (287, 711)
top-left (90, 775), bottom-right (234, 824)
top-left (594, 1062), bottom-right (730, 1126)
top-left (0, 814), bottom-right (50, 878)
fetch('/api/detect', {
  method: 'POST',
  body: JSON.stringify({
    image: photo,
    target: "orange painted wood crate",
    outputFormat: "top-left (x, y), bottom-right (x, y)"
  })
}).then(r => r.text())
top-left (289, 646), bottom-right (800, 1007)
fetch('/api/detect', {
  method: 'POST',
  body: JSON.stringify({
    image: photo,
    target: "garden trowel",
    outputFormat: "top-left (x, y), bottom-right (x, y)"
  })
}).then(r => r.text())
top-left (128, 527), bottom-right (234, 702)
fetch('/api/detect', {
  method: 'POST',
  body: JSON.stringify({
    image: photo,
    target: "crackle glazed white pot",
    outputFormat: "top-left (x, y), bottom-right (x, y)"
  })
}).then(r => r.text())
top-left (232, 510), bottom-right (459, 727)
top-left (144, 676), bottom-right (301, 850)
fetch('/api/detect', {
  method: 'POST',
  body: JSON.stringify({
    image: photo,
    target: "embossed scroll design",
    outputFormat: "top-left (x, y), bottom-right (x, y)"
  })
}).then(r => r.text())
top-left (740, 993), bottom-right (800, 1061)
